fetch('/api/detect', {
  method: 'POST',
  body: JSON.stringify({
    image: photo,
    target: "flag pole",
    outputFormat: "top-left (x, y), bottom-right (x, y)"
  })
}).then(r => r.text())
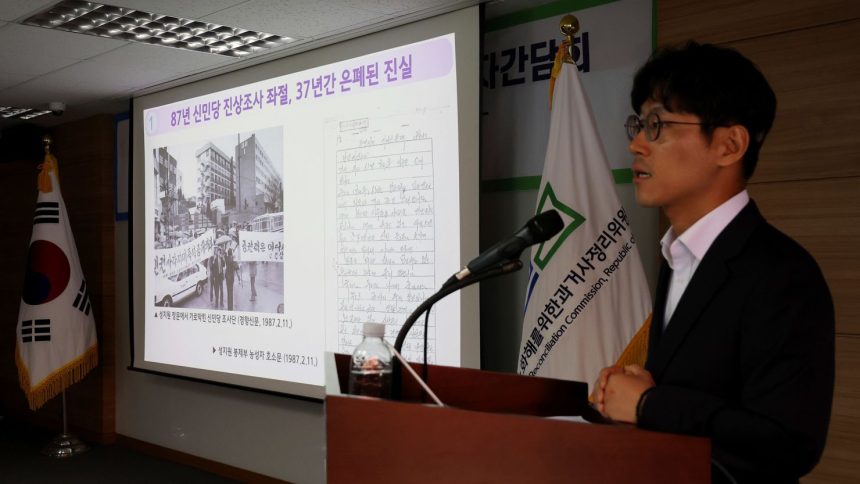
top-left (31, 136), bottom-right (90, 458)
top-left (43, 389), bottom-right (90, 458)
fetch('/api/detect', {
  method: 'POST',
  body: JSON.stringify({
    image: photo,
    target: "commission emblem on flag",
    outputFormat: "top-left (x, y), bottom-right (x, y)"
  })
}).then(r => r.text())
top-left (524, 182), bottom-right (585, 313)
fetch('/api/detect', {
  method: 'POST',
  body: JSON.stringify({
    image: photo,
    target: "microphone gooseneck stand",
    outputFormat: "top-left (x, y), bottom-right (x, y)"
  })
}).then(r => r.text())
top-left (391, 259), bottom-right (523, 400)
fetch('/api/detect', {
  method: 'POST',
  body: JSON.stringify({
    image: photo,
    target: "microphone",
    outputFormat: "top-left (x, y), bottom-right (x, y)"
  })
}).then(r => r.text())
top-left (391, 211), bottom-right (561, 399)
top-left (392, 259), bottom-right (523, 400)
top-left (446, 210), bottom-right (563, 285)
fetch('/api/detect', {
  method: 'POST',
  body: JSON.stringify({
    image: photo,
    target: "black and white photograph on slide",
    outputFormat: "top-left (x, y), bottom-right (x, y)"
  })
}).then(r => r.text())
top-left (151, 126), bottom-right (285, 314)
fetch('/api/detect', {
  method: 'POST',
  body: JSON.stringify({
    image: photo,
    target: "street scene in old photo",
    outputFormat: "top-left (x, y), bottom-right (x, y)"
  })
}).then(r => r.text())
top-left (152, 127), bottom-right (285, 314)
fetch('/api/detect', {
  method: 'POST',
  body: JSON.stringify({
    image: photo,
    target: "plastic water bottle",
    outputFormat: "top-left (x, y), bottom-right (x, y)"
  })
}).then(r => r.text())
top-left (348, 322), bottom-right (392, 399)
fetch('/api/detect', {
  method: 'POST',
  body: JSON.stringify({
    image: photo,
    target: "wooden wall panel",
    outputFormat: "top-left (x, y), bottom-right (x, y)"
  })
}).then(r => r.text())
top-left (659, 1), bottom-right (860, 482)
top-left (0, 115), bottom-right (116, 442)
top-left (658, 0), bottom-right (860, 46)
top-left (51, 114), bottom-right (117, 441)
top-left (804, 336), bottom-right (860, 484)
top-left (749, 178), bottom-right (860, 335)
top-left (731, 20), bottom-right (860, 183)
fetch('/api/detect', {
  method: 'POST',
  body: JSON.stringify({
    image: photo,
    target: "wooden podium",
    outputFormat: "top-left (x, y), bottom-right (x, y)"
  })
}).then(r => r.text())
top-left (326, 354), bottom-right (710, 483)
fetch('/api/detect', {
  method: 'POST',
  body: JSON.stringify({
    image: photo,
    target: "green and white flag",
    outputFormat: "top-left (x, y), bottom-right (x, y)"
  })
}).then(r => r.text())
top-left (518, 56), bottom-right (650, 387)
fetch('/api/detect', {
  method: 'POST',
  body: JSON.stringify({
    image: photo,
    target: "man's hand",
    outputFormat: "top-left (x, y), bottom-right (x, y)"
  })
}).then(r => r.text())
top-left (600, 365), bottom-right (655, 423)
top-left (593, 366), bottom-right (624, 413)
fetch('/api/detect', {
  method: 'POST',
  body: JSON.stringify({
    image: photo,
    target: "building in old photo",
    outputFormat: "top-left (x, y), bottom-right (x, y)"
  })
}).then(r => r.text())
top-left (154, 147), bottom-right (183, 240)
top-left (236, 133), bottom-right (281, 213)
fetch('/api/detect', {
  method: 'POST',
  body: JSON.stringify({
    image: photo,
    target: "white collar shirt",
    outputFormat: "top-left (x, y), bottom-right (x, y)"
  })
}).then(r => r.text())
top-left (660, 190), bottom-right (750, 327)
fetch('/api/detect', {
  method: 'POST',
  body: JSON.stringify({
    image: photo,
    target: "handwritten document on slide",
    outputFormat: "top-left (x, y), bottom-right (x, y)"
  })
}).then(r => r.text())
top-left (333, 115), bottom-right (439, 362)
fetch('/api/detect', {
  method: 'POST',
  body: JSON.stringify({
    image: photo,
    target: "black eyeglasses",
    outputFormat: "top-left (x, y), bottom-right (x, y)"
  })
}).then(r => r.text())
top-left (625, 112), bottom-right (710, 141)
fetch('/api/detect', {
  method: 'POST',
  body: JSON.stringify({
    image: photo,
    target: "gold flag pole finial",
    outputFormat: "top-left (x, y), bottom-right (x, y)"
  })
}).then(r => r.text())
top-left (559, 14), bottom-right (579, 64)
top-left (549, 14), bottom-right (580, 107)
top-left (38, 134), bottom-right (58, 193)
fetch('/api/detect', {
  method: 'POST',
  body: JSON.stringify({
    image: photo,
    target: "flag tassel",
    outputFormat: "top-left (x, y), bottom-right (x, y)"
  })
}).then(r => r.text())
top-left (37, 154), bottom-right (58, 193)
top-left (16, 344), bottom-right (98, 411)
top-left (613, 313), bottom-right (652, 367)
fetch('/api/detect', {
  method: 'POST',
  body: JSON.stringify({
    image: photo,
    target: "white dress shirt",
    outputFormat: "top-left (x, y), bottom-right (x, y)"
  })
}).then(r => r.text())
top-left (660, 190), bottom-right (750, 327)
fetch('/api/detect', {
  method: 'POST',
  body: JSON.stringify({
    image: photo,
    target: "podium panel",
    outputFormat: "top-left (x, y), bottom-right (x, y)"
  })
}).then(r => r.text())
top-left (327, 354), bottom-right (710, 483)
top-left (331, 353), bottom-right (590, 415)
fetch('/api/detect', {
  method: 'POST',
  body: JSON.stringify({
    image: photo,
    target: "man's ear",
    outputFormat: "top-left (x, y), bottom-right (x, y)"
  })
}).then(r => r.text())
top-left (716, 125), bottom-right (749, 168)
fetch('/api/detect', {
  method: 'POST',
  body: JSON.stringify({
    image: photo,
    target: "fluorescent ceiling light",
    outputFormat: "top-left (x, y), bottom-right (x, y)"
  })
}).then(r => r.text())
top-left (0, 107), bottom-right (52, 119)
top-left (24, 1), bottom-right (294, 57)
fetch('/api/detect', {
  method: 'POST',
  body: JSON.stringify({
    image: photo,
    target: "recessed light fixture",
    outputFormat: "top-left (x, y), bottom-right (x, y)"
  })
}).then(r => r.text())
top-left (0, 107), bottom-right (53, 120)
top-left (24, 1), bottom-right (293, 57)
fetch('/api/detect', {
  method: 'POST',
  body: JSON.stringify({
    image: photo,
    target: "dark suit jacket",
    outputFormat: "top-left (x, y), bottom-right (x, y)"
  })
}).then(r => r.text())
top-left (639, 201), bottom-right (834, 483)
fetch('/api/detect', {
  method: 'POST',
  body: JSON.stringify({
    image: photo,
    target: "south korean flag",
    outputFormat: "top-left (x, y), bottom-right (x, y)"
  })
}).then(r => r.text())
top-left (16, 155), bottom-right (98, 410)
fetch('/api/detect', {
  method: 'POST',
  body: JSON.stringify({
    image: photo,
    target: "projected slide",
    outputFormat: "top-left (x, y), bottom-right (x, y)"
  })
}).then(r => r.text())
top-left (141, 34), bottom-right (460, 388)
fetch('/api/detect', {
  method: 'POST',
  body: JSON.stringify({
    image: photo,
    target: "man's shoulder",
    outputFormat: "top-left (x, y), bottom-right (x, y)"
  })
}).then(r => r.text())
top-left (749, 218), bottom-right (818, 265)
top-left (719, 201), bottom-right (820, 269)
top-left (727, 217), bottom-right (832, 300)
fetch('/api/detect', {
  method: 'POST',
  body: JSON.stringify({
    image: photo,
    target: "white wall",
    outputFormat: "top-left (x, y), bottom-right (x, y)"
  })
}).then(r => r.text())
top-left (115, 221), bottom-right (326, 482)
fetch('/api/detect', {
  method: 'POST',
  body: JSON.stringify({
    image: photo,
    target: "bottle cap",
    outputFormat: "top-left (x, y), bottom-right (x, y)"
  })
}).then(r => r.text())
top-left (363, 322), bottom-right (385, 338)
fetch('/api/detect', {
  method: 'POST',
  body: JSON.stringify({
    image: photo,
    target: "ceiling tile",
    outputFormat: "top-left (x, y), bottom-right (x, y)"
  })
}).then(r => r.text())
top-left (0, 67), bottom-right (142, 109)
top-left (33, 57), bottom-right (164, 94)
top-left (92, 43), bottom-right (231, 77)
top-left (0, 71), bottom-right (30, 90)
top-left (0, 43), bottom-right (230, 107)
top-left (0, 24), bottom-right (126, 61)
top-left (0, 0), bottom-right (57, 22)
top-left (0, 75), bottom-right (102, 107)
top-left (0, 49), bottom-right (78, 77)
top-left (202, 0), bottom-right (383, 38)
top-left (111, 0), bottom-right (249, 19)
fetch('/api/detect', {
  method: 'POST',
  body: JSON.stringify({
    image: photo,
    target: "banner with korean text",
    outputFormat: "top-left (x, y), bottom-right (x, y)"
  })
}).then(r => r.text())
top-left (518, 57), bottom-right (651, 387)
top-left (16, 156), bottom-right (98, 410)
top-left (238, 231), bottom-right (284, 262)
top-left (153, 229), bottom-right (215, 278)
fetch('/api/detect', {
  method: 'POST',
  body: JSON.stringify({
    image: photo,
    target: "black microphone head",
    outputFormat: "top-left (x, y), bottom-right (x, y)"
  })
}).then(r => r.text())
top-left (466, 210), bottom-right (565, 274)
top-left (527, 210), bottom-right (564, 244)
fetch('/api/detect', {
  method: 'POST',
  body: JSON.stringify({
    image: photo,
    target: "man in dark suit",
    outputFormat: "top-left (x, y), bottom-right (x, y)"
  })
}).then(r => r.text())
top-left (225, 248), bottom-right (236, 310)
top-left (211, 247), bottom-right (224, 308)
top-left (594, 42), bottom-right (834, 483)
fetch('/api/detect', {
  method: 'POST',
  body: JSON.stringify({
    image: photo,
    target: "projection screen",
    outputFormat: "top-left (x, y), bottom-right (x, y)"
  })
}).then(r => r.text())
top-left (129, 6), bottom-right (480, 399)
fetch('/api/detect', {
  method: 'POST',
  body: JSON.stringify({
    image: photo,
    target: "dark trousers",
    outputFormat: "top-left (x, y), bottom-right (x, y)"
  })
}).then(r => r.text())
top-left (214, 279), bottom-right (223, 306)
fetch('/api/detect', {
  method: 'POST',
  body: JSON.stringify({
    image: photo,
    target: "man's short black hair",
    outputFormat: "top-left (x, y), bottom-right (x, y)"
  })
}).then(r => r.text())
top-left (631, 41), bottom-right (776, 179)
